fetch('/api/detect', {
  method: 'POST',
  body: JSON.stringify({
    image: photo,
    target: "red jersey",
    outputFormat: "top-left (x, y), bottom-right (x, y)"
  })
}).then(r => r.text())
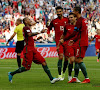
top-left (94, 35), bottom-right (100, 48)
top-left (64, 24), bottom-right (76, 45)
top-left (74, 17), bottom-right (88, 46)
top-left (47, 17), bottom-right (68, 45)
top-left (23, 26), bottom-right (34, 46)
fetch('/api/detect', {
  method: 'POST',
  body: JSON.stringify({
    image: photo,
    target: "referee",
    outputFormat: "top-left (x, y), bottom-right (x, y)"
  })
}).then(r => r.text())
top-left (6, 18), bottom-right (25, 68)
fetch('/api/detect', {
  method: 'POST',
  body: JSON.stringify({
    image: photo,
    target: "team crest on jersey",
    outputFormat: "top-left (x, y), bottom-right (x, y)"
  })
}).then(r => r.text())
top-left (64, 22), bottom-right (66, 24)
top-left (68, 28), bottom-right (71, 30)
top-left (26, 30), bottom-right (30, 32)
top-left (55, 22), bottom-right (58, 24)
top-left (60, 26), bottom-right (64, 31)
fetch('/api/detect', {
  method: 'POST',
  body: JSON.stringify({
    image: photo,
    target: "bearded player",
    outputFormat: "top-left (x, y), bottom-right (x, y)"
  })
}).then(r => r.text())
top-left (47, 6), bottom-right (69, 80)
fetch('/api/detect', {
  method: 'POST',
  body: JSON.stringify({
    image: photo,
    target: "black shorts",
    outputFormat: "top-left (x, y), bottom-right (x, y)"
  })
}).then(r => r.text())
top-left (15, 40), bottom-right (24, 53)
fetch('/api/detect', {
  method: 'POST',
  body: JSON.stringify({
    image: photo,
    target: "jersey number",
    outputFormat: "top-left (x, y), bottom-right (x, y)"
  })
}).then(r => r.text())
top-left (76, 49), bottom-right (79, 56)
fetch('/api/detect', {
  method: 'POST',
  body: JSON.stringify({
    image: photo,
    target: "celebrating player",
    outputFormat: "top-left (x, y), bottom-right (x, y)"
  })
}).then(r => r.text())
top-left (89, 29), bottom-right (100, 62)
top-left (47, 6), bottom-right (69, 80)
top-left (58, 12), bottom-right (80, 82)
top-left (64, 6), bottom-right (90, 83)
top-left (8, 17), bottom-right (59, 84)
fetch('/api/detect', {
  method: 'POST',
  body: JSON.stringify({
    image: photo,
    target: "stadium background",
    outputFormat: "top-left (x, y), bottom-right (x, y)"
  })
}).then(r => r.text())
top-left (0, 0), bottom-right (100, 59)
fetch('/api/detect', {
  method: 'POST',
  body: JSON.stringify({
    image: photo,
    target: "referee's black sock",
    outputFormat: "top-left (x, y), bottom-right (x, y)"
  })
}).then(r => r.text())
top-left (17, 55), bottom-right (21, 68)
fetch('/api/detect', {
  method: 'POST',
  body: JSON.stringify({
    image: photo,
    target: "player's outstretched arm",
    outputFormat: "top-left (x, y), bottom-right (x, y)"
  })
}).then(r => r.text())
top-left (31, 20), bottom-right (37, 26)
top-left (28, 29), bottom-right (47, 36)
top-left (47, 20), bottom-right (53, 37)
top-left (28, 32), bottom-right (40, 36)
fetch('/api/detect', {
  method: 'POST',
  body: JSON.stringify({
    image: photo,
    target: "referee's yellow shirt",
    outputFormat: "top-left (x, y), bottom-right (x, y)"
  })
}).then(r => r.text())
top-left (14, 24), bottom-right (25, 41)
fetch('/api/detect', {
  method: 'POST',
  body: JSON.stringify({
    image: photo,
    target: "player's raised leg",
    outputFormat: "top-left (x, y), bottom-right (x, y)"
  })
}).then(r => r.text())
top-left (33, 49), bottom-right (59, 84)
top-left (8, 67), bottom-right (28, 83)
top-left (8, 50), bottom-right (33, 83)
top-left (42, 62), bottom-right (59, 84)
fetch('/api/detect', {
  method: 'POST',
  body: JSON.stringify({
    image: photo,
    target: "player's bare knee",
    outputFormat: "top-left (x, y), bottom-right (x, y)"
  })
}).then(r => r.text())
top-left (69, 61), bottom-right (73, 64)
top-left (76, 57), bottom-right (83, 63)
top-left (42, 61), bottom-right (47, 66)
top-left (17, 53), bottom-right (21, 56)
top-left (70, 56), bottom-right (75, 63)
top-left (59, 54), bottom-right (63, 60)
top-left (70, 59), bottom-right (74, 64)
top-left (64, 56), bottom-right (69, 61)
top-left (59, 56), bottom-right (63, 60)
top-left (74, 58), bottom-right (78, 63)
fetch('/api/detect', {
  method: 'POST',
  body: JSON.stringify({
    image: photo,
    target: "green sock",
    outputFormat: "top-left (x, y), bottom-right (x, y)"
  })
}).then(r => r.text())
top-left (57, 60), bottom-right (62, 75)
top-left (10, 67), bottom-right (27, 76)
top-left (68, 64), bottom-right (73, 76)
top-left (74, 63), bottom-right (79, 78)
top-left (42, 65), bottom-right (53, 80)
top-left (63, 60), bottom-right (68, 73)
top-left (78, 62), bottom-right (88, 78)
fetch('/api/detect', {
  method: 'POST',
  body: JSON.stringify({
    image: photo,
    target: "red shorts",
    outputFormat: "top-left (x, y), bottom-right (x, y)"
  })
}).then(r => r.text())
top-left (62, 41), bottom-right (75, 57)
top-left (22, 46), bottom-right (45, 69)
top-left (64, 45), bottom-right (75, 57)
top-left (74, 46), bottom-right (88, 58)
top-left (57, 42), bottom-right (69, 55)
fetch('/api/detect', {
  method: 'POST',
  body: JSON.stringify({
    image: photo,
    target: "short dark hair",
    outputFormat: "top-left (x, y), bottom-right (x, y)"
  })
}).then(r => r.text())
top-left (23, 17), bottom-right (27, 25)
top-left (56, 6), bottom-right (63, 11)
top-left (74, 6), bottom-right (81, 14)
top-left (69, 12), bottom-right (77, 17)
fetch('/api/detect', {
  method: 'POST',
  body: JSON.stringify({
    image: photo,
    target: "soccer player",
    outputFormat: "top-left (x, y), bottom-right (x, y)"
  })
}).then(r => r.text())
top-left (64, 6), bottom-right (90, 83)
top-left (89, 29), bottom-right (100, 62)
top-left (58, 12), bottom-right (80, 82)
top-left (8, 17), bottom-right (59, 84)
top-left (6, 18), bottom-right (25, 68)
top-left (47, 6), bottom-right (69, 80)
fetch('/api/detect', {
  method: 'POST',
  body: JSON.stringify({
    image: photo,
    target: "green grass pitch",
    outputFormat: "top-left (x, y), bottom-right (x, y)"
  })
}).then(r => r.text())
top-left (0, 57), bottom-right (100, 90)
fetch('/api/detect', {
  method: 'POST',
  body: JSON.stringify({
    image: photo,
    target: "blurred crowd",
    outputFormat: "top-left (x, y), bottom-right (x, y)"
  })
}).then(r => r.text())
top-left (0, 0), bottom-right (100, 43)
